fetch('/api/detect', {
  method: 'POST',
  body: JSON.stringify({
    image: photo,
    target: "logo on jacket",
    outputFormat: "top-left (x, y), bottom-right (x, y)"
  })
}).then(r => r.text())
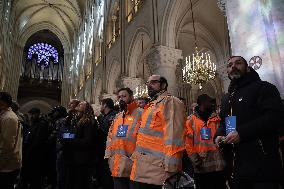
top-left (116, 125), bottom-right (129, 137)
top-left (239, 97), bottom-right (243, 102)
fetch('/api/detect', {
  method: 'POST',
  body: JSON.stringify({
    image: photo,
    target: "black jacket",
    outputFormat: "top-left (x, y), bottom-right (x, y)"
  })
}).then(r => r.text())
top-left (62, 118), bottom-right (98, 166)
top-left (97, 110), bottom-right (117, 159)
top-left (23, 116), bottom-right (49, 164)
top-left (215, 68), bottom-right (284, 181)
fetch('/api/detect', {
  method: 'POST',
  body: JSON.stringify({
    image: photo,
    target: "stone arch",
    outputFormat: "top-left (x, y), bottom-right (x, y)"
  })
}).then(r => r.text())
top-left (176, 21), bottom-right (223, 66)
top-left (106, 58), bottom-right (121, 94)
top-left (161, 0), bottom-right (226, 65)
top-left (127, 27), bottom-right (152, 79)
top-left (93, 78), bottom-right (102, 104)
top-left (18, 21), bottom-right (70, 52)
top-left (161, 0), bottom-right (185, 48)
top-left (19, 97), bottom-right (60, 114)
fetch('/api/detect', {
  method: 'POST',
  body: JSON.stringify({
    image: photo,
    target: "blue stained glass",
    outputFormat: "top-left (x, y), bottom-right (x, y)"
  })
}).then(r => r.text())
top-left (27, 43), bottom-right (59, 67)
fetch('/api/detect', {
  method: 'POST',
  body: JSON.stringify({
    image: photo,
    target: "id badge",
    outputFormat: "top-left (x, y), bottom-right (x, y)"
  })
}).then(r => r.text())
top-left (200, 127), bottom-right (211, 140)
top-left (62, 133), bottom-right (75, 139)
top-left (116, 125), bottom-right (129, 137)
top-left (225, 116), bottom-right (236, 135)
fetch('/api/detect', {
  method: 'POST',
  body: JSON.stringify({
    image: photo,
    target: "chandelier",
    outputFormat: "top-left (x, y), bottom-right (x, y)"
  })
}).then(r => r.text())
top-left (134, 84), bottom-right (148, 99)
top-left (182, 0), bottom-right (217, 89)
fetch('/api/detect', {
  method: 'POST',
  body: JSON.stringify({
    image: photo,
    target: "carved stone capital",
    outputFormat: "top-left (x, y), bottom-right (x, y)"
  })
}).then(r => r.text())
top-left (146, 45), bottom-right (183, 73)
top-left (122, 77), bottom-right (144, 92)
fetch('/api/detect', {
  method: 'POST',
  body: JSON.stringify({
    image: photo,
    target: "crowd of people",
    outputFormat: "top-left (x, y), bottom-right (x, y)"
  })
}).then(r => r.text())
top-left (0, 56), bottom-right (284, 189)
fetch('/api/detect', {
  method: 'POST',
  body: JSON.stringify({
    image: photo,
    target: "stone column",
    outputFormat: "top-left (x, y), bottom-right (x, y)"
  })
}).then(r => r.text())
top-left (146, 45), bottom-right (182, 96)
top-left (61, 52), bottom-right (73, 106)
top-left (225, 0), bottom-right (284, 97)
top-left (121, 77), bottom-right (143, 92)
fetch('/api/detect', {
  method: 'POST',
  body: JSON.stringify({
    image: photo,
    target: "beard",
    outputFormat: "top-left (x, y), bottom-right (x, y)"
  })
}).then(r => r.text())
top-left (119, 100), bottom-right (127, 112)
top-left (228, 69), bottom-right (244, 80)
top-left (147, 87), bottom-right (160, 98)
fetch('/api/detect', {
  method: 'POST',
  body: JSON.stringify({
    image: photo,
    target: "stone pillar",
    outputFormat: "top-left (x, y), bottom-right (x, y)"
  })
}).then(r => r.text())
top-left (61, 52), bottom-right (73, 106)
top-left (146, 45), bottom-right (182, 96)
top-left (121, 77), bottom-right (143, 92)
top-left (225, 0), bottom-right (284, 97)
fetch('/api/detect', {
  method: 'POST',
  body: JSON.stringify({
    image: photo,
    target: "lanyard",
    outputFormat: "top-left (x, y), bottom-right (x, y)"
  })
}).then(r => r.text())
top-left (228, 91), bottom-right (235, 116)
top-left (122, 111), bottom-right (126, 125)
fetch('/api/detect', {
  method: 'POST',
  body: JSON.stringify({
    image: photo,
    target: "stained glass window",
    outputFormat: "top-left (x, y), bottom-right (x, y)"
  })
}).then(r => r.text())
top-left (27, 43), bottom-right (59, 67)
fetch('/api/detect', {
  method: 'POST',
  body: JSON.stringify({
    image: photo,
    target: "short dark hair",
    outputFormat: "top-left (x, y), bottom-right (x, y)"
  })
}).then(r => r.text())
top-left (0, 92), bottom-right (12, 107)
top-left (197, 94), bottom-right (213, 106)
top-left (101, 98), bottom-right (114, 109)
top-left (51, 106), bottom-right (67, 117)
top-left (228, 56), bottom-right (248, 65)
top-left (117, 87), bottom-right (133, 96)
top-left (160, 76), bottom-right (168, 90)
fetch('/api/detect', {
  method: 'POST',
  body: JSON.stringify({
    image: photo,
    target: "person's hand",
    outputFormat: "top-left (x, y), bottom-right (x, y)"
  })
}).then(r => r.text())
top-left (224, 131), bottom-right (240, 144)
top-left (215, 136), bottom-right (225, 147)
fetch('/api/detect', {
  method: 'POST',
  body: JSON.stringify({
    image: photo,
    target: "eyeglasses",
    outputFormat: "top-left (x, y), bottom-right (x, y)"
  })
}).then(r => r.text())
top-left (145, 80), bottom-right (161, 85)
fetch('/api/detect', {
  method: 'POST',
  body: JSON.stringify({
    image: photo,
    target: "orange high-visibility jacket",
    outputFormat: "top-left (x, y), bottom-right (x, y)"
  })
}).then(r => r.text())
top-left (185, 112), bottom-right (225, 173)
top-left (130, 92), bottom-right (185, 185)
top-left (104, 102), bottom-right (142, 177)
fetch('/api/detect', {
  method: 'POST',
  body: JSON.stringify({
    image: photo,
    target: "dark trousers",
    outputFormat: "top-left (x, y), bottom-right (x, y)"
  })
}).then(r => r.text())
top-left (56, 152), bottom-right (66, 189)
top-left (65, 165), bottom-right (92, 189)
top-left (0, 169), bottom-right (20, 189)
top-left (97, 159), bottom-right (113, 189)
top-left (194, 171), bottom-right (227, 189)
top-left (113, 177), bottom-right (134, 189)
top-left (132, 181), bottom-right (162, 189)
top-left (233, 181), bottom-right (281, 189)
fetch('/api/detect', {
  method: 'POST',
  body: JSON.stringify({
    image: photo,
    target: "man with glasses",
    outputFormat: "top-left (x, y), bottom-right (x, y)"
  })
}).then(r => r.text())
top-left (130, 75), bottom-right (186, 189)
top-left (214, 56), bottom-right (284, 189)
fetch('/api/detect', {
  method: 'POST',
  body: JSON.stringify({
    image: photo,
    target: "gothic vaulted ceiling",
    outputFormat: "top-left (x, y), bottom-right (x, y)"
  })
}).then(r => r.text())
top-left (13, 0), bottom-right (86, 47)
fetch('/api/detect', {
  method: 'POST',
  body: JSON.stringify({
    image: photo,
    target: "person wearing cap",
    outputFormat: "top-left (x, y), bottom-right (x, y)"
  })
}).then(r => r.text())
top-left (185, 94), bottom-right (226, 189)
top-left (214, 56), bottom-right (284, 189)
top-left (0, 92), bottom-right (22, 189)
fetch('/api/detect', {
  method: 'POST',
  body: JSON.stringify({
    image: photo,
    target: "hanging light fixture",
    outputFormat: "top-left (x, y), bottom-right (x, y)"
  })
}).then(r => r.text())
top-left (134, 33), bottom-right (148, 99)
top-left (182, 0), bottom-right (217, 89)
top-left (133, 84), bottom-right (148, 99)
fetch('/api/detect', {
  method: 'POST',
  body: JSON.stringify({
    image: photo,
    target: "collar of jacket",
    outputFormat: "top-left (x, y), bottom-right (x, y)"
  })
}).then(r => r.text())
top-left (193, 110), bottom-right (219, 122)
top-left (125, 101), bottom-right (139, 115)
top-left (228, 67), bottom-right (261, 94)
top-left (146, 91), bottom-right (170, 109)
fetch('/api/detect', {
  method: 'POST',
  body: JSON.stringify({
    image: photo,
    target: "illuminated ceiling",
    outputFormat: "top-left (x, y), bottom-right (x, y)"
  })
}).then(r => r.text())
top-left (13, 0), bottom-right (86, 48)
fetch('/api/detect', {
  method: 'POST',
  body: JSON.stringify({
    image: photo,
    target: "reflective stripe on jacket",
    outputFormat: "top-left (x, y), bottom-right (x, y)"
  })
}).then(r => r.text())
top-left (130, 92), bottom-right (185, 185)
top-left (185, 112), bottom-right (225, 173)
top-left (105, 102), bottom-right (142, 177)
